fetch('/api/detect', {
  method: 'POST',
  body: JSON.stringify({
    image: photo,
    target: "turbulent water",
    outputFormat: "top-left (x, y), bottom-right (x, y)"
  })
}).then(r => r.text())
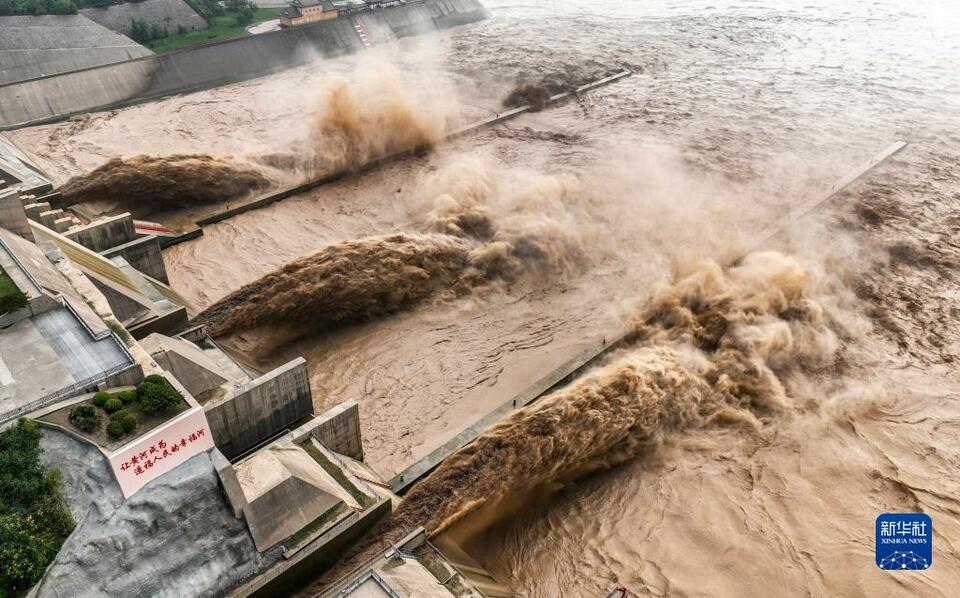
top-left (193, 233), bottom-right (472, 338)
top-left (57, 154), bottom-right (272, 215)
top-left (10, 0), bottom-right (960, 596)
top-left (393, 251), bottom-right (845, 536)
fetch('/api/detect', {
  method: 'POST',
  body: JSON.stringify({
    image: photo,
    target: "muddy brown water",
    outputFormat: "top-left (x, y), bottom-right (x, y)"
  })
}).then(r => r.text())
top-left (10, 0), bottom-right (960, 595)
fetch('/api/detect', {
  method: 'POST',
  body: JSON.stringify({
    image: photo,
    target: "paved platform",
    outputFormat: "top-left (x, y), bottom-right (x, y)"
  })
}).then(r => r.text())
top-left (0, 306), bottom-right (130, 418)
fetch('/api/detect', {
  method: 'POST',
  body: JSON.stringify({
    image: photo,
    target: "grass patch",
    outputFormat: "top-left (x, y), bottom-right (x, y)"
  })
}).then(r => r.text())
top-left (145, 8), bottom-right (284, 53)
top-left (285, 502), bottom-right (349, 549)
top-left (107, 320), bottom-right (131, 343)
top-left (301, 441), bottom-right (375, 507)
top-left (0, 267), bottom-right (27, 315)
top-left (413, 545), bottom-right (471, 597)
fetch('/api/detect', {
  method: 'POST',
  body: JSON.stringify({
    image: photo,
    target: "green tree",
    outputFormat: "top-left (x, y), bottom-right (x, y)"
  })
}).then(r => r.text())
top-left (49, 0), bottom-right (77, 12)
top-left (0, 0), bottom-right (76, 15)
top-left (92, 391), bottom-right (109, 407)
top-left (0, 420), bottom-right (74, 596)
top-left (235, 4), bottom-right (254, 26)
top-left (116, 390), bottom-right (136, 404)
top-left (68, 404), bottom-right (100, 432)
top-left (149, 22), bottom-right (166, 40)
top-left (129, 19), bottom-right (149, 43)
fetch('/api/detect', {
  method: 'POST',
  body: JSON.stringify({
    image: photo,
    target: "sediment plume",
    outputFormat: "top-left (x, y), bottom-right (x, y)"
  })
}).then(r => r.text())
top-left (308, 64), bottom-right (459, 172)
top-left (197, 162), bottom-right (592, 339)
top-left (192, 233), bottom-right (472, 338)
top-left (503, 81), bottom-right (553, 111)
top-left (194, 222), bottom-right (586, 339)
top-left (389, 251), bottom-right (841, 536)
top-left (58, 154), bottom-right (272, 212)
top-left (424, 159), bottom-right (591, 286)
top-left (502, 67), bottom-right (625, 111)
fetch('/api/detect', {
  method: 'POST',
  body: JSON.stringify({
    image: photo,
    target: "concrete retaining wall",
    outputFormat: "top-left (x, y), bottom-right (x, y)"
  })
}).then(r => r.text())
top-left (233, 497), bottom-right (391, 598)
top-left (101, 234), bottom-right (167, 283)
top-left (0, 187), bottom-right (31, 240)
top-left (64, 213), bottom-right (168, 282)
top-left (0, 0), bottom-right (487, 129)
top-left (0, 14), bottom-right (152, 85)
top-left (65, 213), bottom-right (136, 252)
top-left (205, 357), bottom-right (314, 459)
top-left (126, 304), bottom-right (188, 338)
top-left (291, 400), bottom-right (363, 462)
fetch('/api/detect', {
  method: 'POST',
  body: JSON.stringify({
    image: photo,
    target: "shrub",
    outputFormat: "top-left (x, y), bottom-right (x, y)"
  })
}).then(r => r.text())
top-left (92, 391), bottom-right (110, 407)
top-left (0, 419), bottom-right (74, 596)
top-left (68, 404), bottom-right (99, 432)
top-left (106, 421), bottom-right (125, 439)
top-left (103, 398), bottom-right (123, 413)
top-left (141, 374), bottom-right (167, 385)
top-left (110, 411), bottom-right (137, 433)
top-left (137, 376), bottom-right (184, 415)
top-left (117, 390), bottom-right (136, 404)
top-left (121, 414), bottom-right (137, 433)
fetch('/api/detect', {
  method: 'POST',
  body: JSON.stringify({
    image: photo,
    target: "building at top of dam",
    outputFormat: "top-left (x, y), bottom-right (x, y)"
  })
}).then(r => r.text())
top-left (281, 0), bottom-right (339, 27)
top-left (280, 0), bottom-right (401, 28)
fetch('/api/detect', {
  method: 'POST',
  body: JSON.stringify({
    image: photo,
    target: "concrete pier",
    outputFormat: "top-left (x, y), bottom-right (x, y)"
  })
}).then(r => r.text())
top-left (0, 188), bottom-right (31, 240)
top-left (65, 213), bottom-right (169, 283)
top-left (204, 358), bottom-right (315, 459)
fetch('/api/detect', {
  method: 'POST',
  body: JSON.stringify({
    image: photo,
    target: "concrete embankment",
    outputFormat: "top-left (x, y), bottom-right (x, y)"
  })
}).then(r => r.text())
top-left (0, 0), bottom-right (487, 130)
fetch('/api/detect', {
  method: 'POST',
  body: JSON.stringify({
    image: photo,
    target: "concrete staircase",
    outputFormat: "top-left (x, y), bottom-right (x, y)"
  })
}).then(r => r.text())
top-left (352, 18), bottom-right (371, 48)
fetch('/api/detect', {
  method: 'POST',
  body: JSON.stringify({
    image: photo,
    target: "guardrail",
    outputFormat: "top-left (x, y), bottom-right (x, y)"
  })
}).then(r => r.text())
top-left (0, 361), bottom-right (140, 426)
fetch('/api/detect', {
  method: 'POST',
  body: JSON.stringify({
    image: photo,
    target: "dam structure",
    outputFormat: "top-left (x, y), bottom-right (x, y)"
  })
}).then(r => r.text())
top-left (0, 5), bottom-right (507, 592)
top-left (1, 1), bottom-right (957, 596)
top-left (0, 0), bottom-right (488, 129)
top-left (0, 64), bottom-right (904, 597)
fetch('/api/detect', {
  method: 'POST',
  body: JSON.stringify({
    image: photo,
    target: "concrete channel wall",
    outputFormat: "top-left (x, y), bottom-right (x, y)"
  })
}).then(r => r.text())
top-left (64, 212), bottom-right (135, 252)
top-left (291, 400), bottom-right (363, 461)
top-left (0, 0), bottom-right (487, 129)
top-left (205, 357), bottom-right (314, 459)
top-left (101, 235), bottom-right (167, 283)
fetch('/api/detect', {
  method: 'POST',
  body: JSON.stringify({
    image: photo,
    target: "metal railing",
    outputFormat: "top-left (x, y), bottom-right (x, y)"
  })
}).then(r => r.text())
top-left (0, 361), bottom-right (139, 425)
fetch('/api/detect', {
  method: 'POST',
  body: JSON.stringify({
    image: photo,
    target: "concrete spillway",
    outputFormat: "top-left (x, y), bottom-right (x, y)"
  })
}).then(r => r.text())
top-left (0, 0), bottom-right (488, 129)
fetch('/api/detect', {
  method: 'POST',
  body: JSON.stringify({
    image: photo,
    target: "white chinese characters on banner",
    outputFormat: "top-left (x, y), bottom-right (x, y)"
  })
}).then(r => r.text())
top-left (108, 406), bottom-right (215, 498)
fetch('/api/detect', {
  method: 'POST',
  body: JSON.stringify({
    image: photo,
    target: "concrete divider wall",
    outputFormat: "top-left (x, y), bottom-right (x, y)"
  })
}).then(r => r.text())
top-left (0, 61), bottom-right (156, 128)
top-left (291, 400), bottom-right (363, 462)
top-left (205, 357), bottom-right (314, 459)
top-left (371, 3), bottom-right (436, 38)
top-left (0, 0), bottom-right (487, 129)
top-left (64, 213), bottom-right (136, 251)
top-left (101, 235), bottom-right (168, 283)
top-left (429, 0), bottom-right (489, 27)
